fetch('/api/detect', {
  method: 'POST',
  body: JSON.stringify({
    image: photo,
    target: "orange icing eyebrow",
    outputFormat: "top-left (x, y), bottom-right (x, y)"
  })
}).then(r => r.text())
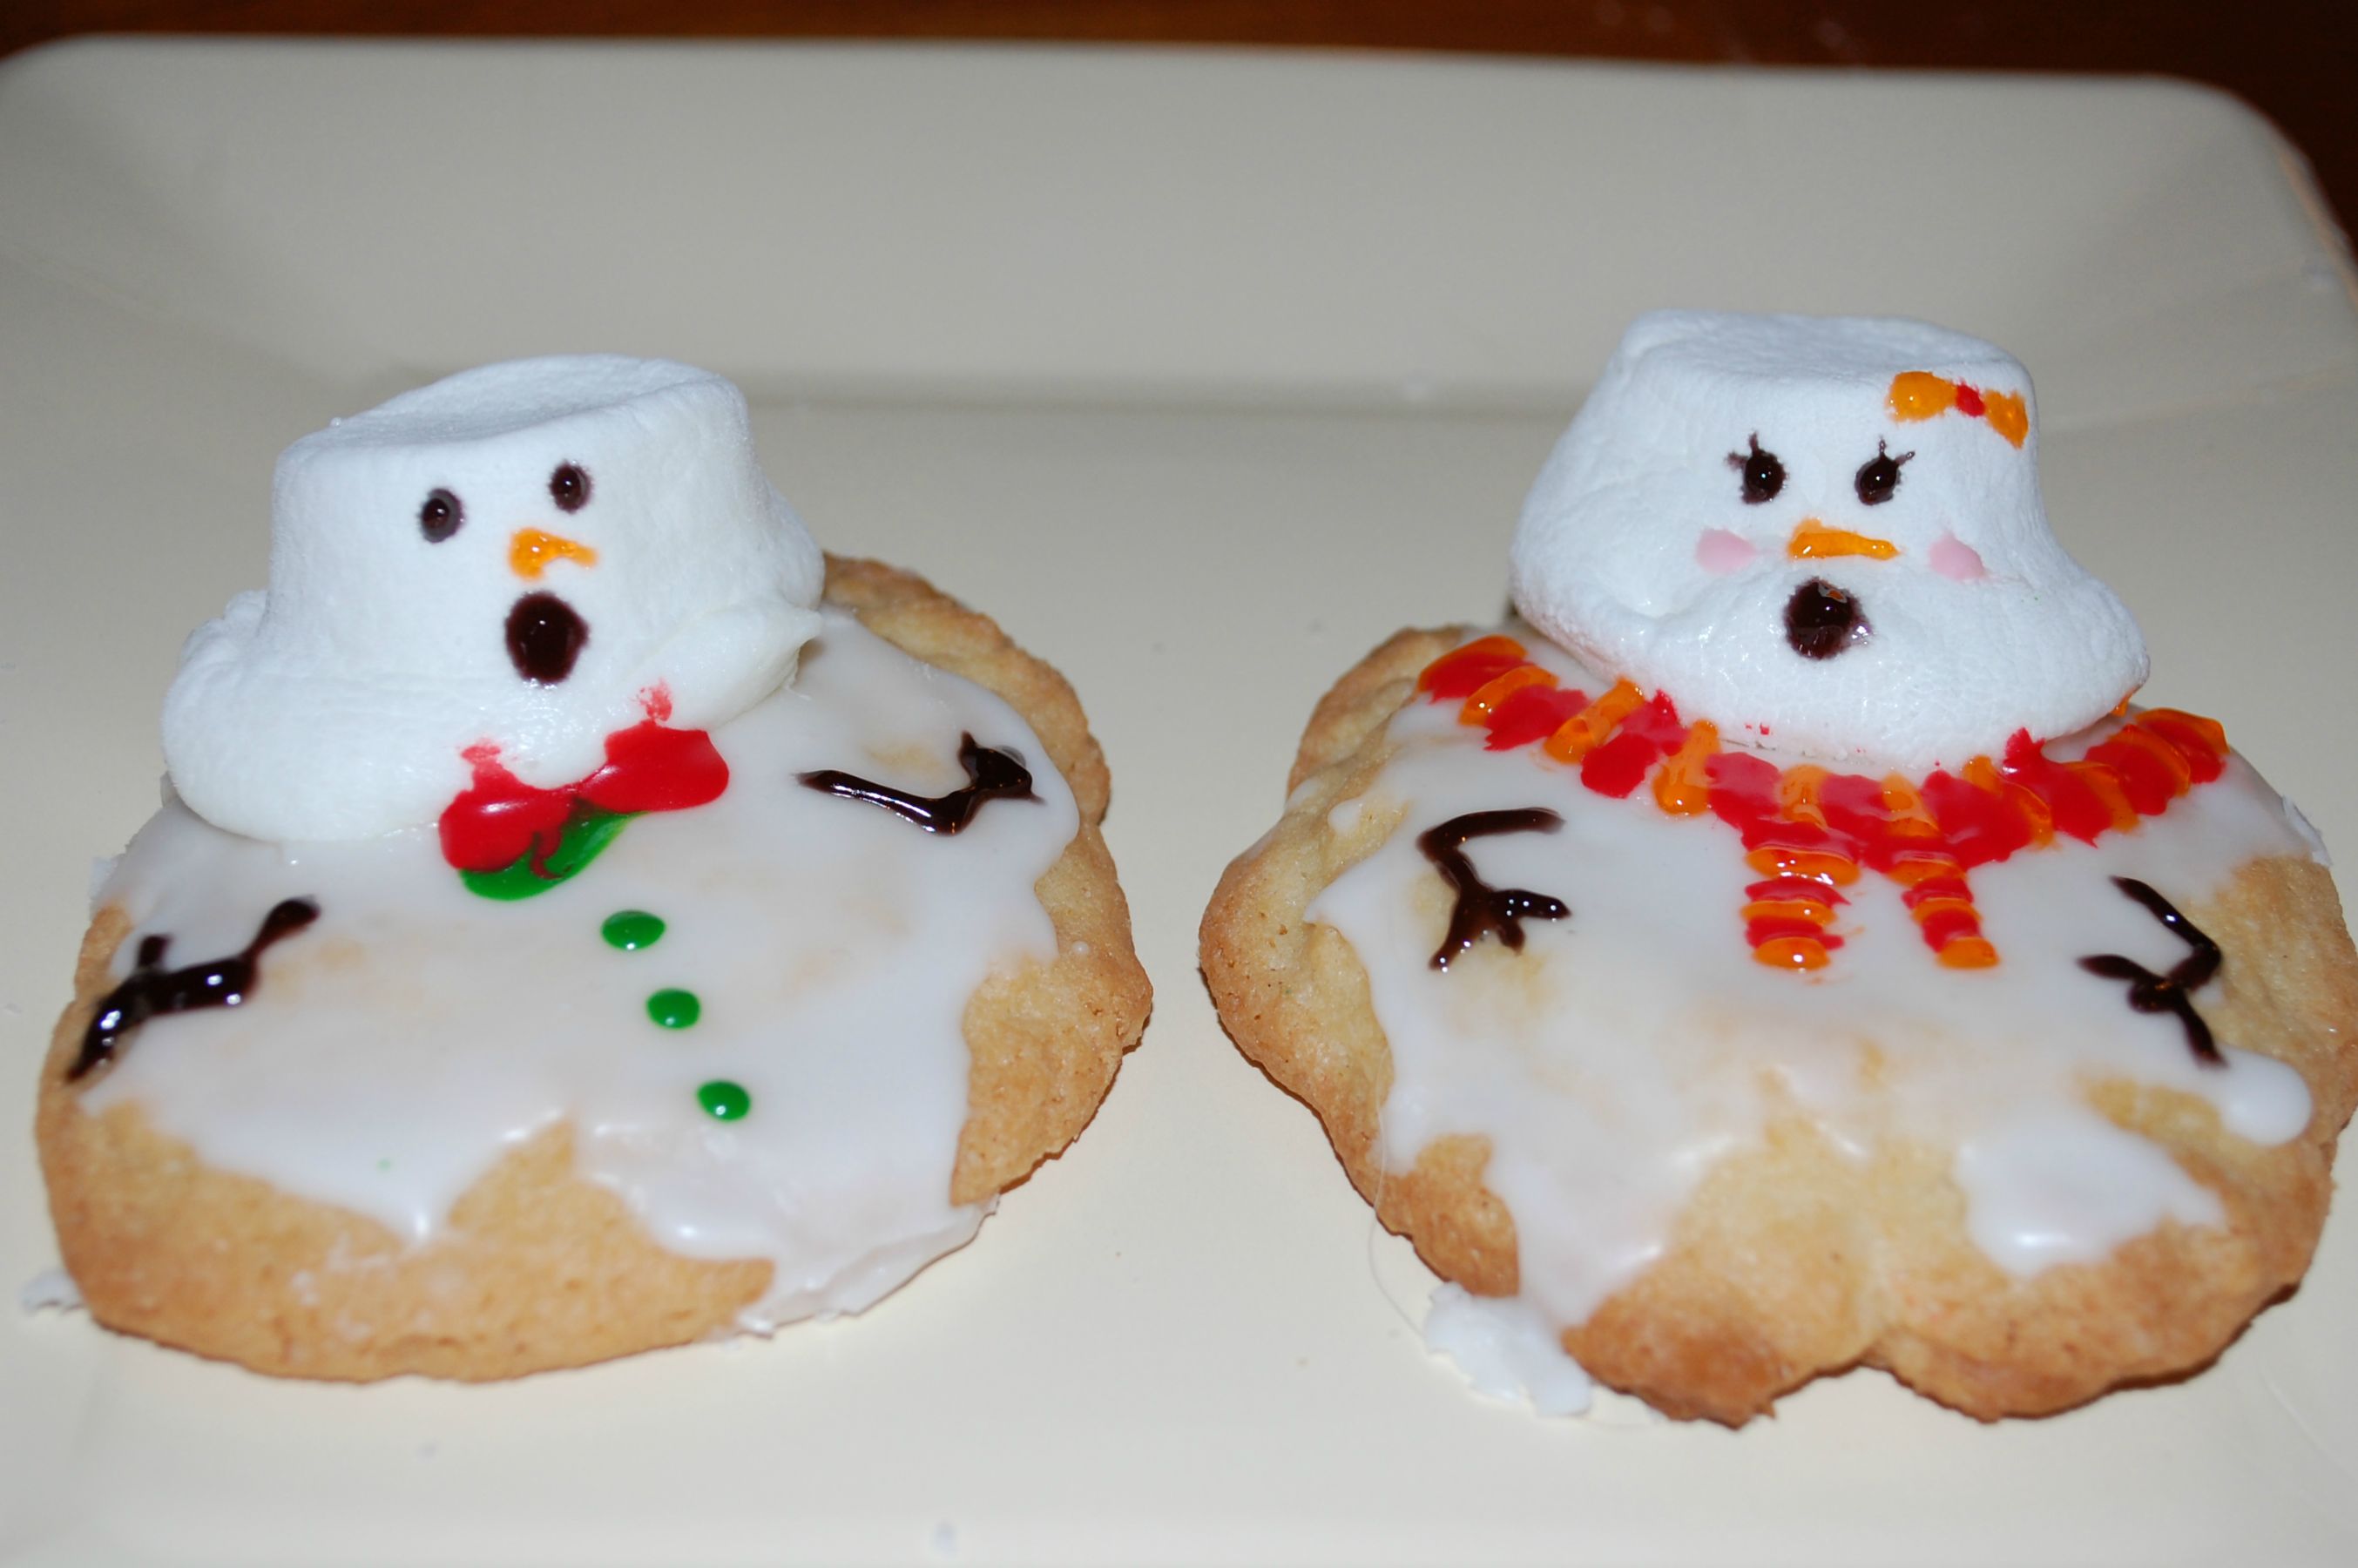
top-left (1981, 390), bottom-right (2029, 447)
top-left (1886, 372), bottom-right (2029, 449)
top-left (1886, 371), bottom-right (1956, 423)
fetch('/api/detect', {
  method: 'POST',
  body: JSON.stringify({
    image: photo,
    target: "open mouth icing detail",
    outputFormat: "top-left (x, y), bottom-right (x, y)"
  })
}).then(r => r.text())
top-left (506, 591), bottom-right (590, 684)
top-left (1783, 578), bottom-right (1870, 660)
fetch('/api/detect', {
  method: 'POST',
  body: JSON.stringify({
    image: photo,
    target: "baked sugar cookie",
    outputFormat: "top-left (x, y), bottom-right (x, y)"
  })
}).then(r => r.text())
top-left (1202, 312), bottom-right (2358, 1423)
top-left (41, 358), bottom-right (1149, 1381)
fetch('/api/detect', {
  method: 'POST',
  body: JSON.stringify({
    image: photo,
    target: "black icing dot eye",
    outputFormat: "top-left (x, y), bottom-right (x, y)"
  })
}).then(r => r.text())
top-left (1855, 440), bottom-right (1913, 507)
top-left (549, 463), bottom-right (591, 513)
top-left (1726, 434), bottom-right (1784, 504)
top-left (418, 488), bottom-right (463, 544)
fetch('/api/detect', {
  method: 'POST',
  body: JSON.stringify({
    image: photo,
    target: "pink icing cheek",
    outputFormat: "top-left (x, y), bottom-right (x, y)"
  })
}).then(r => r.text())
top-left (1929, 532), bottom-right (1988, 582)
top-left (1694, 528), bottom-right (1759, 576)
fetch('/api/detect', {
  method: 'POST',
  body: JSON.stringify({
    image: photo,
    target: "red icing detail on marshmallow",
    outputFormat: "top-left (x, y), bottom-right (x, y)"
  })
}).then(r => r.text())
top-left (436, 721), bottom-right (730, 873)
top-left (438, 753), bottom-right (577, 874)
top-left (578, 721), bottom-right (730, 814)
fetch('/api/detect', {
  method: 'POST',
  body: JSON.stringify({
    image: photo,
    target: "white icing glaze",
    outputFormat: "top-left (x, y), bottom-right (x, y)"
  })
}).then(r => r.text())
top-left (84, 611), bottom-right (1078, 1330)
top-left (84, 855), bottom-right (118, 914)
top-left (1309, 632), bottom-right (2316, 1334)
top-left (1955, 1108), bottom-right (2224, 1275)
top-left (2286, 797), bottom-right (2333, 867)
top-left (1423, 1283), bottom-right (1595, 1416)
top-left (18, 1268), bottom-right (84, 1315)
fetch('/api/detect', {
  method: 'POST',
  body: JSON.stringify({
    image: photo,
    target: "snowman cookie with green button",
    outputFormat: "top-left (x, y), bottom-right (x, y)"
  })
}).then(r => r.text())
top-left (40, 357), bottom-right (1149, 1381)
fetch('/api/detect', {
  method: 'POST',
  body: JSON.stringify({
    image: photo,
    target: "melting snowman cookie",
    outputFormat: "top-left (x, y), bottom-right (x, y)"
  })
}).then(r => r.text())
top-left (41, 358), bottom-right (1149, 1381)
top-left (1201, 312), bottom-right (2358, 1423)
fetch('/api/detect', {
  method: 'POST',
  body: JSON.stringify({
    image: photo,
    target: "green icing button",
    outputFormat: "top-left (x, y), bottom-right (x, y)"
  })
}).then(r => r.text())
top-left (647, 989), bottom-right (701, 1029)
top-left (697, 1079), bottom-right (751, 1121)
top-left (603, 910), bottom-right (666, 951)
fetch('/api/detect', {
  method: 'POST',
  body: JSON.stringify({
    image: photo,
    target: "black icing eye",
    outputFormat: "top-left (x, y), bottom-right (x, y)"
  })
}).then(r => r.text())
top-left (1726, 434), bottom-right (1784, 504)
top-left (549, 463), bottom-right (591, 513)
top-left (1854, 440), bottom-right (1913, 507)
top-left (418, 488), bottom-right (463, 544)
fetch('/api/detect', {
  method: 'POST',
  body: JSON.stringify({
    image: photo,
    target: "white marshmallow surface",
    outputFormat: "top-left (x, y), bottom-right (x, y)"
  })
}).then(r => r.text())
top-left (1509, 311), bottom-right (2147, 771)
top-left (164, 357), bottom-right (825, 841)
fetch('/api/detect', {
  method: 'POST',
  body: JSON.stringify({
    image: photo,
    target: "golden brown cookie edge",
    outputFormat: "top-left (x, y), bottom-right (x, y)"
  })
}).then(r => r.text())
top-left (1199, 624), bottom-right (2358, 1424)
top-left (37, 556), bottom-right (1151, 1381)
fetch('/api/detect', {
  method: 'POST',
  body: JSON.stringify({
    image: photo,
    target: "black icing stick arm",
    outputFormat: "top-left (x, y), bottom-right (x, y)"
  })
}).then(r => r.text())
top-left (2077, 876), bottom-right (2225, 1068)
top-left (1417, 808), bottom-right (1571, 971)
top-left (797, 732), bottom-right (1037, 835)
top-left (71, 897), bottom-right (321, 1082)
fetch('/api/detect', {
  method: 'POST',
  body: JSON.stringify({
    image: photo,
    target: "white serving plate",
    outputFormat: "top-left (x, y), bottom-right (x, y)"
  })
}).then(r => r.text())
top-left (3, 39), bottom-right (2355, 1565)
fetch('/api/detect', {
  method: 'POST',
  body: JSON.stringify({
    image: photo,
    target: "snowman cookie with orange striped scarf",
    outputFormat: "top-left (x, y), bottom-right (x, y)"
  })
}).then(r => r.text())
top-left (1201, 311), bottom-right (2358, 1423)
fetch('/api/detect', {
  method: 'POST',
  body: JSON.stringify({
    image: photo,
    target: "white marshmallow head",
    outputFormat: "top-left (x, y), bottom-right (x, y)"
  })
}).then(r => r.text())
top-left (164, 356), bottom-right (826, 841)
top-left (1508, 311), bottom-right (2147, 771)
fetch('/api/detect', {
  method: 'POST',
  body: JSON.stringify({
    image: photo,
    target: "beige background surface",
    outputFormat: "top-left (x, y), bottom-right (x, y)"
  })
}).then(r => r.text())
top-left (2, 40), bottom-right (2355, 1564)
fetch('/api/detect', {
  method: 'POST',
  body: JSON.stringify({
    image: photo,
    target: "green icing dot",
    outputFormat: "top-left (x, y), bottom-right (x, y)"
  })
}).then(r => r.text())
top-left (603, 910), bottom-right (666, 951)
top-left (647, 989), bottom-right (701, 1029)
top-left (698, 1079), bottom-right (751, 1121)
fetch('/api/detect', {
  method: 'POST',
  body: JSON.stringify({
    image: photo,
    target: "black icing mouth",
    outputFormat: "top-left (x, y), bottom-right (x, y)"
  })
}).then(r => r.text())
top-left (1784, 578), bottom-right (1870, 660)
top-left (506, 591), bottom-right (589, 684)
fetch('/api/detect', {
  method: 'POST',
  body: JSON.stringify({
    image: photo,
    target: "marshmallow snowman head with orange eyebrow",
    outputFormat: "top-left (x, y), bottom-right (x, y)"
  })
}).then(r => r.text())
top-left (163, 355), bottom-right (825, 842)
top-left (1508, 310), bottom-right (2147, 771)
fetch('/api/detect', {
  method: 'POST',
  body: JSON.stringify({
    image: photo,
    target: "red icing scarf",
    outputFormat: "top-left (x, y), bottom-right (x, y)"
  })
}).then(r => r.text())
top-left (1417, 635), bottom-right (2229, 972)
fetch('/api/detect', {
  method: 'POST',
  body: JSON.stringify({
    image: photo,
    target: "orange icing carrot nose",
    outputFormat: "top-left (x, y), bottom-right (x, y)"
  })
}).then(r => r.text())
top-left (510, 528), bottom-right (598, 579)
top-left (1787, 519), bottom-right (1899, 561)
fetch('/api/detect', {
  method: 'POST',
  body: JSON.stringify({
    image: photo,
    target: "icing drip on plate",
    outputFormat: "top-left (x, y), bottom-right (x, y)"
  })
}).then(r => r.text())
top-left (1423, 1284), bottom-right (1595, 1416)
top-left (80, 611), bottom-right (1078, 1329)
top-left (1308, 630), bottom-right (2316, 1335)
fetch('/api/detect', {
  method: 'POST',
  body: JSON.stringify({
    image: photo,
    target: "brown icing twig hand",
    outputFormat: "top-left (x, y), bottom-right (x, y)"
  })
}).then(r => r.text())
top-left (71, 897), bottom-right (321, 1082)
top-left (2078, 876), bottom-right (2225, 1068)
top-left (1418, 808), bottom-right (1571, 970)
top-left (798, 732), bottom-right (1037, 835)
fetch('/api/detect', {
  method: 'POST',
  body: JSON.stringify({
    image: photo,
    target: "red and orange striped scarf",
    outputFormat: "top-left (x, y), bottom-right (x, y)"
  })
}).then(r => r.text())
top-left (1416, 635), bottom-right (2230, 974)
